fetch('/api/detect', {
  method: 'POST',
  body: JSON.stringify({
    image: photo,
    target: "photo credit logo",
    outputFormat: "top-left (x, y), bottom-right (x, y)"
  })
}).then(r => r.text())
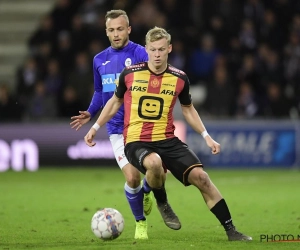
top-left (260, 234), bottom-right (300, 242)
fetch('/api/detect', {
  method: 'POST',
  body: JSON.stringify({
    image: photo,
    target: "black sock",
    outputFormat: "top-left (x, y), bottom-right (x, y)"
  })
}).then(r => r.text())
top-left (210, 199), bottom-right (234, 231)
top-left (152, 185), bottom-right (167, 204)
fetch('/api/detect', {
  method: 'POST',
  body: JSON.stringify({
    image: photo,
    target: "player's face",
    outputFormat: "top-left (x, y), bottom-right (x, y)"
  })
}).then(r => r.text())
top-left (106, 16), bottom-right (131, 49)
top-left (146, 38), bottom-right (172, 72)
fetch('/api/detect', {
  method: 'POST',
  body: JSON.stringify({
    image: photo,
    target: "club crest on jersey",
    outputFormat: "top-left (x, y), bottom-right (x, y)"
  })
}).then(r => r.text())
top-left (125, 58), bottom-right (132, 66)
top-left (150, 78), bottom-right (160, 88)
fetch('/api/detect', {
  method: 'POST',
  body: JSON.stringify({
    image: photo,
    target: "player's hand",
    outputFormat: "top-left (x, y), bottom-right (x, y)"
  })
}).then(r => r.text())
top-left (84, 128), bottom-right (97, 147)
top-left (70, 111), bottom-right (91, 131)
top-left (205, 136), bottom-right (221, 155)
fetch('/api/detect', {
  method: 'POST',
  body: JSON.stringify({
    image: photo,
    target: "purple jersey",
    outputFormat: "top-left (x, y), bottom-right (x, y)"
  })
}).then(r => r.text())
top-left (87, 41), bottom-right (148, 135)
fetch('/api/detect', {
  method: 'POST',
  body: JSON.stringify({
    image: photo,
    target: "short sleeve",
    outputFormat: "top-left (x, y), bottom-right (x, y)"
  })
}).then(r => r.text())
top-left (178, 75), bottom-right (192, 106)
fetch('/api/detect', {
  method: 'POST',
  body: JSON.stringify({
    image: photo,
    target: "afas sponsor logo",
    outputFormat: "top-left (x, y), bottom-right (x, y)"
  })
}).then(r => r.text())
top-left (129, 86), bottom-right (177, 96)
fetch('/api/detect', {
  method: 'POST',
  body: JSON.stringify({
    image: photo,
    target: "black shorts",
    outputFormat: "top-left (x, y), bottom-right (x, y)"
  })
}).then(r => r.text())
top-left (124, 137), bottom-right (203, 186)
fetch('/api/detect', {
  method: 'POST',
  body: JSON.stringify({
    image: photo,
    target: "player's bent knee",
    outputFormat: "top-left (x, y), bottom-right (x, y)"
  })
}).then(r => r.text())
top-left (125, 175), bottom-right (141, 188)
top-left (122, 164), bottom-right (141, 187)
top-left (189, 168), bottom-right (211, 189)
top-left (143, 153), bottom-right (163, 173)
top-left (198, 170), bottom-right (211, 190)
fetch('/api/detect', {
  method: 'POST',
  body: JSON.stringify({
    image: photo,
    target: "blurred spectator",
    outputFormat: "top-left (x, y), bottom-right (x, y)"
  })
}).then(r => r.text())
top-left (189, 0), bottom-right (205, 30)
top-left (214, 54), bottom-right (228, 69)
top-left (87, 15), bottom-right (109, 46)
top-left (0, 84), bottom-right (22, 122)
top-left (235, 81), bottom-right (259, 118)
top-left (271, 0), bottom-right (294, 39)
top-left (237, 54), bottom-right (262, 97)
top-left (25, 81), bottom-right (58, 121)
top-left (69, 14), bottom-right (91, 53)
top-left (59, 85), bottom-right (83, 117)
top-left (243, 0), bottom-right (264, 28)
top-left (263, 82), bottom-right (291, 118)
top-left (259, 9), bottom-right (283, 50)
top-left (157, 0), bottom-right (183, 29)
top-left (188, 34), bottom-right (219, 83)
top-left (208, 15), bottom-right (230, 52)
top-left (78, 0), bottom-right (106, 26)
top-left (283, 31), bottom-right (300, 82)
top-left (43, 58), bottom-right (64, 98)
top-left (217, 0), bottom-right (243, 36)
top-left (255, 43), bottom-right (270, 73)
top-left (226, 37), bottom-right (243, 81)
top-left (128, 12), bottom-right (148, 46)
top-left (28, 15), bottom-right (56, 55)
top-left (65, 52), bottom-right (93, 107)
top-left (260, 49), bottom-right (284, 86)
top-left (54, 31), bottom-right (74, 73)
top-left (152, 13), bottom-right (168, 29)
top-left (112, 0), bottom-right (130, 10)
top-left (168, 40), bottom-right (186, 70)
top-left (50, 0), bottom-right (74, 34)
top-left (16, 57), bottom-right (40, 110)
top-left (239, 19), bottom-right (257, 53)
top-left (34, 42), bottom-right (53, 77)
top-left (205, 66), bottom-right (234, 117)
top-left (133, 0), bottom-right (162, 28)
top-left (291, 14), bottom-right (300, 38)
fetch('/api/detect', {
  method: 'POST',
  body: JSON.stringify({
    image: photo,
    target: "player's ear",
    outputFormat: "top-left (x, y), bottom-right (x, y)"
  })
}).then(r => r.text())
top-left (168, 44), bottom-right (172, 53)
top-left (128, 26), bottom-right (131, 35)
top-left (105, 29), bottom-right (109, 36)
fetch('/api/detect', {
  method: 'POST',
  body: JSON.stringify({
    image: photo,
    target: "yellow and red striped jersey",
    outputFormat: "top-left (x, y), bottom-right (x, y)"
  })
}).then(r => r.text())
top-left (115, 62), bottom-right (192, 144)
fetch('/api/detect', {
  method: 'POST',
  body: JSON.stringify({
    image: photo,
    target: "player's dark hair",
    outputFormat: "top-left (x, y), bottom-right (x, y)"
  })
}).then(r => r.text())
top-left (105, 9), bottom-right (129, 25)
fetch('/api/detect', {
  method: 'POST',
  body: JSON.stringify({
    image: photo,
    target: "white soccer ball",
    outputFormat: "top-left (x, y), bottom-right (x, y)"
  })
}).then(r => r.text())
top-left (91, 208), bottom-right (125, 240)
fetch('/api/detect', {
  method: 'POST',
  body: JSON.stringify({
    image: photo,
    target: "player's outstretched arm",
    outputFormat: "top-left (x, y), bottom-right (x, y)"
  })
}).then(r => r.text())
top-left (70, 90), bottom-right (104, 131)
top-left (84, 95), bottom-right (123, 147)
top-left (181, 105), bottom-right (221, 155)
top-left (70, 111), bottom-right (91, 131)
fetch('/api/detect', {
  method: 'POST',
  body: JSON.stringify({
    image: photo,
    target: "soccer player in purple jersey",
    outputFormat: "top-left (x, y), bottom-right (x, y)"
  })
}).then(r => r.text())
top-left (70, 10), bottom-right (180, 239)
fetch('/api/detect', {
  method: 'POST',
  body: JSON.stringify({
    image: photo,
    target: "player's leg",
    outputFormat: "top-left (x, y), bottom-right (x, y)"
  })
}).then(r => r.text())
top-left (143, 153), bottom-right (181, 230)
top-left (142, 167), bottom-right (167, 213)
top-left (125, 142), bottom-right (181, 230)
top-left (187, 167), bottom-right (252, 241)
top-left (143, 152), bottom-right (165, 188)
top-left (109, 134), bottom-right (148, 239)
top-left (141, 179), bottom-right (153, 216)
top-left (110, 134), bottom-right (153, 216)
top-left (161, 137), bottom-right (251, 241)
top-left (122, 163), bottom-right (148, 239)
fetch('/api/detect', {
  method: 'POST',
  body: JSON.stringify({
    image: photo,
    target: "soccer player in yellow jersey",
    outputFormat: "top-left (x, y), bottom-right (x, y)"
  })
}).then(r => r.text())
top-left (84, 26), bottom-right (252, 241)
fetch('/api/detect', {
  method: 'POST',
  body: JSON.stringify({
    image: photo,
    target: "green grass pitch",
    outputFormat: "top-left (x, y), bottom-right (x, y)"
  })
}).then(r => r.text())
top-left (0, 167), bottom-right (299, 250)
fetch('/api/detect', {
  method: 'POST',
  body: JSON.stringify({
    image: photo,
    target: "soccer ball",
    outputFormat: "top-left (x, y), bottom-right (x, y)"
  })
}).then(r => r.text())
top-left (91, 208), bottom-right (125, 240)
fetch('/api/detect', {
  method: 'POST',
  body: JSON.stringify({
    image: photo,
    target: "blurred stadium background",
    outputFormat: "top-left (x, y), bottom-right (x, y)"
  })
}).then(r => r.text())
top-left (0, 0), bottom-right (299, 170)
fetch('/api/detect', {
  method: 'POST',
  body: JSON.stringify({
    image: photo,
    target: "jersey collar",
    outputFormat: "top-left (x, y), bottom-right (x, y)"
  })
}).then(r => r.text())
top-left (110, 41), bottom-right (133, 53)
top-left (146, 62), bottom-right (169, 76)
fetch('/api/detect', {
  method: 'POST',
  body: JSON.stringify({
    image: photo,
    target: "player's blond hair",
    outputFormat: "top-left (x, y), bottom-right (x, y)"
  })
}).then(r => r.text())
top-left (145, 27), bottom-right (171, 45)
top-left (105, 9), bottom-right (129, 26)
